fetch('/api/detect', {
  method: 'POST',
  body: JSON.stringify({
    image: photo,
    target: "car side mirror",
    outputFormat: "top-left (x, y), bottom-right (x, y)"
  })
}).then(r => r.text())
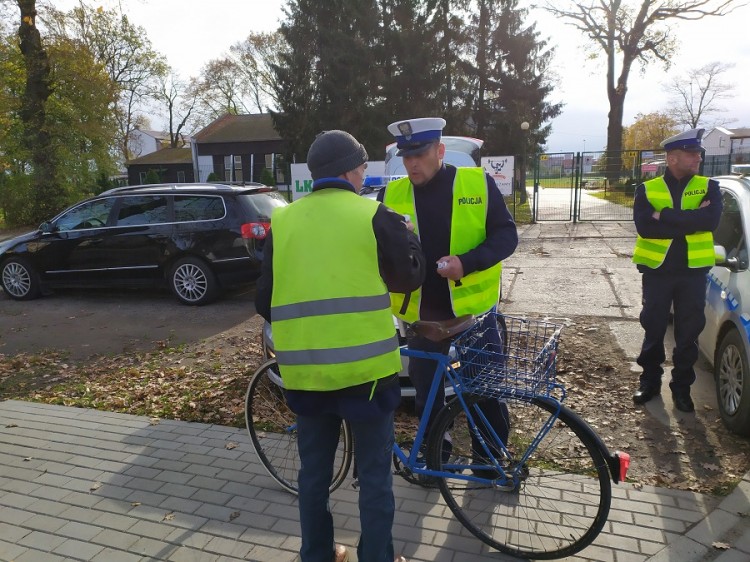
top-left (39, 221), bottom-right (54, 234)
top-left (714, 244), bottom-right (741, 272)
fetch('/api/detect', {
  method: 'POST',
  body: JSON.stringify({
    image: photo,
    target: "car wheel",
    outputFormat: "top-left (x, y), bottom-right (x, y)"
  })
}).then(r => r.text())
top-left (715, 329), bottom-right (750, 437)
top-left (169, 257), bottom-right (218, 306)
top-left (1, 257), bottom-right (41, 300)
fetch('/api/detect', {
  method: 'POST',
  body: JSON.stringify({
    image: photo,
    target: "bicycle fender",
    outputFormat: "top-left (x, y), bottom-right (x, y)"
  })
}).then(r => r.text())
top-left (537, 397), bottom-right (629, 484)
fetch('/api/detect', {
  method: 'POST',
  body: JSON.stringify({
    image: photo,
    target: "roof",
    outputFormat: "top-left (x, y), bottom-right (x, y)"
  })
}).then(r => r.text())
top-left (126, 148), bottom-right (193, 166)
top-left (133, 129), bottom-right (193, 142)
top-left (707, 127), bottom-right (750, 138)
top-left (192, 113), bottom-right (282, 143)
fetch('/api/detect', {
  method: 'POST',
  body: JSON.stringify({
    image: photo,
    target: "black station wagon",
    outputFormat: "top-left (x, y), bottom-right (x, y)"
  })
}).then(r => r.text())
top-left (0, 183), bottom-right (287, 305)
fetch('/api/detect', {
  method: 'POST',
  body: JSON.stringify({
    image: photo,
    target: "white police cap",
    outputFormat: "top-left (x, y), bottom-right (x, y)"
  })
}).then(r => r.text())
top-left (661, 128), bottom-right (705, 152)
top-left (387, 117), bottom-right (446, 156)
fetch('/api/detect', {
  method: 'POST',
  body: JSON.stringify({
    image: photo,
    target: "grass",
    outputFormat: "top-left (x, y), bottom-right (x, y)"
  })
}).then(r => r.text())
top-left (506, 193), bottom-right (532, 224)
top-left (587, 189), bottom-right (635, 208)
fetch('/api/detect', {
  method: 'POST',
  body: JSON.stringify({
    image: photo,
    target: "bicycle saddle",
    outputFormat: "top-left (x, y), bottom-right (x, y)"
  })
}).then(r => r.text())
top-left (410, 314), bottom-right (475, 342)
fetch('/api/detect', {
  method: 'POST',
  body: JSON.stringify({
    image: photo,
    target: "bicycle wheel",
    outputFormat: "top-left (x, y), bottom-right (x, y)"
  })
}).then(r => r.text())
top-left (245, 359), bottom-right (353, 495)
top-left (427, 394), bottom-right (611, 559)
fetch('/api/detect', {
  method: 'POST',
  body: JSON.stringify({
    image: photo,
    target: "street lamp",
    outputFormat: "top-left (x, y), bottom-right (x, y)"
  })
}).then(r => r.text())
top-left (520, 121), bottom-right (529, 203)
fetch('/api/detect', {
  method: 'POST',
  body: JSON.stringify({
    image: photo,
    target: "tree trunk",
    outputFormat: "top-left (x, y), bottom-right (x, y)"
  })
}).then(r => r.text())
top-left (17, 0), bottom-right (64, 222)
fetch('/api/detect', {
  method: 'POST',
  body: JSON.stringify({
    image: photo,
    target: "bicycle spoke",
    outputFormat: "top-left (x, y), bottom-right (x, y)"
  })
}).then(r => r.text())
top-left (245, 360), bottom-right (352, 495)
top-left (429, 395), bottom-right (610, 559)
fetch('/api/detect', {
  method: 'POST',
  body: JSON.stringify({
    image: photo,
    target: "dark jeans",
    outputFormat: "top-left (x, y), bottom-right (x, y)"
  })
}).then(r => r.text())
top-left (408, 313), bottom-right (510, 455)
top-left (637, 270), bottom-right (707, 394)
top-left (297, 411), bottom-right (395, 562)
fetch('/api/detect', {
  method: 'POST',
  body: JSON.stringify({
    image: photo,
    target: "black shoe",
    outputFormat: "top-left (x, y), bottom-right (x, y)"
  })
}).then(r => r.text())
top-left (672, 392), bottom-right (694, 413)
top-left (470, 466), bottom-right (502, 480)
top-left (633, 385), bottom-right (661, 405)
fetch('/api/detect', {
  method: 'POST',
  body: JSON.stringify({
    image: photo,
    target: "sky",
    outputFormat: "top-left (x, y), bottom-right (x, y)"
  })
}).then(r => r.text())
top-left (48, 0), bottom-right (750, 154)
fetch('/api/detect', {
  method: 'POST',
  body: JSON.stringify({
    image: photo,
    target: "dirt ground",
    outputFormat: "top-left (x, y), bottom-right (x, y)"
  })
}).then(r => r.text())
top-left (554, 316), bottom-right (749, 495)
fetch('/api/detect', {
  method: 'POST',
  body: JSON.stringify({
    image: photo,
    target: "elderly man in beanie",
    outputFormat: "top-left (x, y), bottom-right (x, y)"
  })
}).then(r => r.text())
top-left (632, 128), bottom-right (722, 412)
top-left (255, 130), bottom-right (423, 562)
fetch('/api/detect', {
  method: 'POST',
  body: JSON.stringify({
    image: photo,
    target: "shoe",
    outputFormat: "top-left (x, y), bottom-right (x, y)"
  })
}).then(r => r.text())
top-left (471, 466), bottom-right (502, 480)
top-left (470, 454), bottom-right (503, 480)
top-left (632, 384), bottom-right (661, 405)
top-left (672, 392), bottom-right (694, 413)
top-left (334, 543), bottom-right (349, 562)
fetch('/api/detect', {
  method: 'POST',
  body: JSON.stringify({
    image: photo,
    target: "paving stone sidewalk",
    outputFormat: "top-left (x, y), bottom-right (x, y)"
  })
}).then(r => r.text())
top-left (1, 399), bottom-right (748, 562)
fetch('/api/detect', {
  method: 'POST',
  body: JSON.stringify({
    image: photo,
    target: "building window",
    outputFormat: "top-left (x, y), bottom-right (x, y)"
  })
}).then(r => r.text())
top-left (139, 171), bottom-right (147, 184)
top-left (224, 155), bottom-right (243, 182)
top-left (177, 170), bottom-right (186, 183)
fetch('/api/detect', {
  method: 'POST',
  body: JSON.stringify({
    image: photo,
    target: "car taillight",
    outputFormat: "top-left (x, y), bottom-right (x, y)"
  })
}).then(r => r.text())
top-left (242, 222), bottom-right (270, 240)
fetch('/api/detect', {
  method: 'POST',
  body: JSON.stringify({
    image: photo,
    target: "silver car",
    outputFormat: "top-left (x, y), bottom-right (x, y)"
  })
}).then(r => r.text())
top-left (698, 174), bottom-right (750, 436)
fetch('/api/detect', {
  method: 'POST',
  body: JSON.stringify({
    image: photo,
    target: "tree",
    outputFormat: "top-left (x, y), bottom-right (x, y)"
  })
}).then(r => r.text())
top-left (15, 0), bottom-right (65, 222)
top-left (153, 71), bottom-right (197, 148)
top-left (623, 111), bottom-right (679, 150)
top-left (466, 0), bottom-right (562, 155)
top-left (42, 3), bottom-right (167, 161)
top-left (665, 61), bottom-right (735, 129)
top-left (190, 58), bottom-right (255, 125)
top-left (541, 0), bottom-right (739, 182)
top-left (0, 22), bottom-right (118, 224)
top-left (228, 31), bottom-right (287, 112)
top-left (271, 0), bottom-right (383, 160)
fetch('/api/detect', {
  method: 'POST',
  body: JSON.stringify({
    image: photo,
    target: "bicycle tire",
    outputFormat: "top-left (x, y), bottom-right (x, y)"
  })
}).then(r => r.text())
top-left (427, 394), bottom-right (611, 559)
top-left (245, 359), bottom-right (353, 495)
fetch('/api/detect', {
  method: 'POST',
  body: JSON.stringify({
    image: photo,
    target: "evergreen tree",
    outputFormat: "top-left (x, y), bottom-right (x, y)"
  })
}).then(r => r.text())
top-left (466, 0), bottom-right (562, 156)
top-left (272, 0), bottom-right (382, 161)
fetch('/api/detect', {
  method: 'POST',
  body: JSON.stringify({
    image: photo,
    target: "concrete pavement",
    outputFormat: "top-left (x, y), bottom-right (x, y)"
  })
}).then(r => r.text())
top-left (1, 221), bottom-right (749, 562)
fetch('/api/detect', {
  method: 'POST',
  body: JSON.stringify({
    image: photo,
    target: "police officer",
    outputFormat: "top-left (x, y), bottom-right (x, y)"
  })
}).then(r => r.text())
top-left (255, 130), bottom-right (423, 562)
top-left (378, 117), bottom-right (518, 475)
top-left (632, 128), bottom-right (722, 412)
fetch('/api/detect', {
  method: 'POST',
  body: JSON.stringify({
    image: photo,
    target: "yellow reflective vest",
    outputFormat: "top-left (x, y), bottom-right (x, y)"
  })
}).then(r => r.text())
top-left (270, 189), bottom-right (402, 391)
top-left (383, 168), bottom-right (502, 322)
top-left (632, 176), bottom-right (715, 269)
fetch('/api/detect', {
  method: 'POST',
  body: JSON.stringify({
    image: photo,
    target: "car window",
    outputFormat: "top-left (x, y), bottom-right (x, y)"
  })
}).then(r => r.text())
top-left (174, 195), bottom-right (226, 222)
top-left (115, 195), bottom-right (168, 226)
top-left (241, 192), bottom-right (288, 221)
top-left (714, 191), bottom-right (747, 266)
top-left (55, 199), bottom-right (115, 231)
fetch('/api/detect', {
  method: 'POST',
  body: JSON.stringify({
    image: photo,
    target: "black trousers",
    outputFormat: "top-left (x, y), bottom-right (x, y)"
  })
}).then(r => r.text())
top-left (407, 315), bottom-right (509, 455)
top-left (637, 269), bottom-right (708, 394)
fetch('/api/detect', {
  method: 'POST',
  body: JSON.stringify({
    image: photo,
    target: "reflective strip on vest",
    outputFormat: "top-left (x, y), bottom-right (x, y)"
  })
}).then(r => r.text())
top-left (270, 189), bottom-right (402, 391)
top-left (383, 168), bottom-right (502, 322)
top-left (632, 176), bottom-right (715, 269)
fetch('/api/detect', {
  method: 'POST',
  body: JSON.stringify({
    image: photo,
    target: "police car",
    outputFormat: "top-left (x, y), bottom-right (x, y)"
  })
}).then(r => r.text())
top-left (698, 174), bottom-right (750, 436)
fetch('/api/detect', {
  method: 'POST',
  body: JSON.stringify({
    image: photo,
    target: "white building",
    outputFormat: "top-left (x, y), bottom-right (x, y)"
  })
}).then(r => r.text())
top-left (703, 127), bottom-right (750, 156)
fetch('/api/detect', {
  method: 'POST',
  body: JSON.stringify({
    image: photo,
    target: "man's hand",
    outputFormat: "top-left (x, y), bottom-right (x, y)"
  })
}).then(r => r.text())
top-left (652, 211), bottom-right (660, 220)
top-left (436, 255), bottom-right (464, 281)
top-left (700, 200), bottom-right (710, 208)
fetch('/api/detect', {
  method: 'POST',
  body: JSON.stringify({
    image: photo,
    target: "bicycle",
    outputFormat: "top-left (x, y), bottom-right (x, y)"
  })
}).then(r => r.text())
top-left (245, 312), bottom-right (630, 560)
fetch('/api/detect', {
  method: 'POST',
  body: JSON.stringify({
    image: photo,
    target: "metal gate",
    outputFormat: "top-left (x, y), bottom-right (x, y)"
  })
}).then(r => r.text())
top-left (527, 149), bottom-right (667, 222)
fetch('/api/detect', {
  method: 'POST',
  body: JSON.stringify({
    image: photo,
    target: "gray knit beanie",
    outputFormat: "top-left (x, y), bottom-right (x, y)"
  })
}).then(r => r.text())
top-left (306, 130), bottom-right (368, 180)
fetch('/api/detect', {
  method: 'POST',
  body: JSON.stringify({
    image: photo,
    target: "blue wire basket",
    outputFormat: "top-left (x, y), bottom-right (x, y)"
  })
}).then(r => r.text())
top-left (452, 313), bottom-right (563, 399)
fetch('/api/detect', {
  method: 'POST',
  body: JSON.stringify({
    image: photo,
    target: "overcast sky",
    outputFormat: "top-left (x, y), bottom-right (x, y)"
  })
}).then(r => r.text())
top-left (49, 0), bottom-right (750, 154)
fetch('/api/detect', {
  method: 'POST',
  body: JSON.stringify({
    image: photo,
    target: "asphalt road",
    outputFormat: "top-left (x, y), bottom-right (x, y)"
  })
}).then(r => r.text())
top-left (0, 285), bottom-right (257, 360)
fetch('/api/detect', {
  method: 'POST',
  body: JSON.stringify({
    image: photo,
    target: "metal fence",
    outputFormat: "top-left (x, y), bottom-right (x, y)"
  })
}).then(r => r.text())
top-left (521, 147), bottom-right (746, 223)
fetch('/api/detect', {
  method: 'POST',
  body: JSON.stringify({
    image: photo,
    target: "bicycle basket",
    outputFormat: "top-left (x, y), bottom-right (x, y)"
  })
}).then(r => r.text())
top-left (452, 312), bottom-right (563, 399)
